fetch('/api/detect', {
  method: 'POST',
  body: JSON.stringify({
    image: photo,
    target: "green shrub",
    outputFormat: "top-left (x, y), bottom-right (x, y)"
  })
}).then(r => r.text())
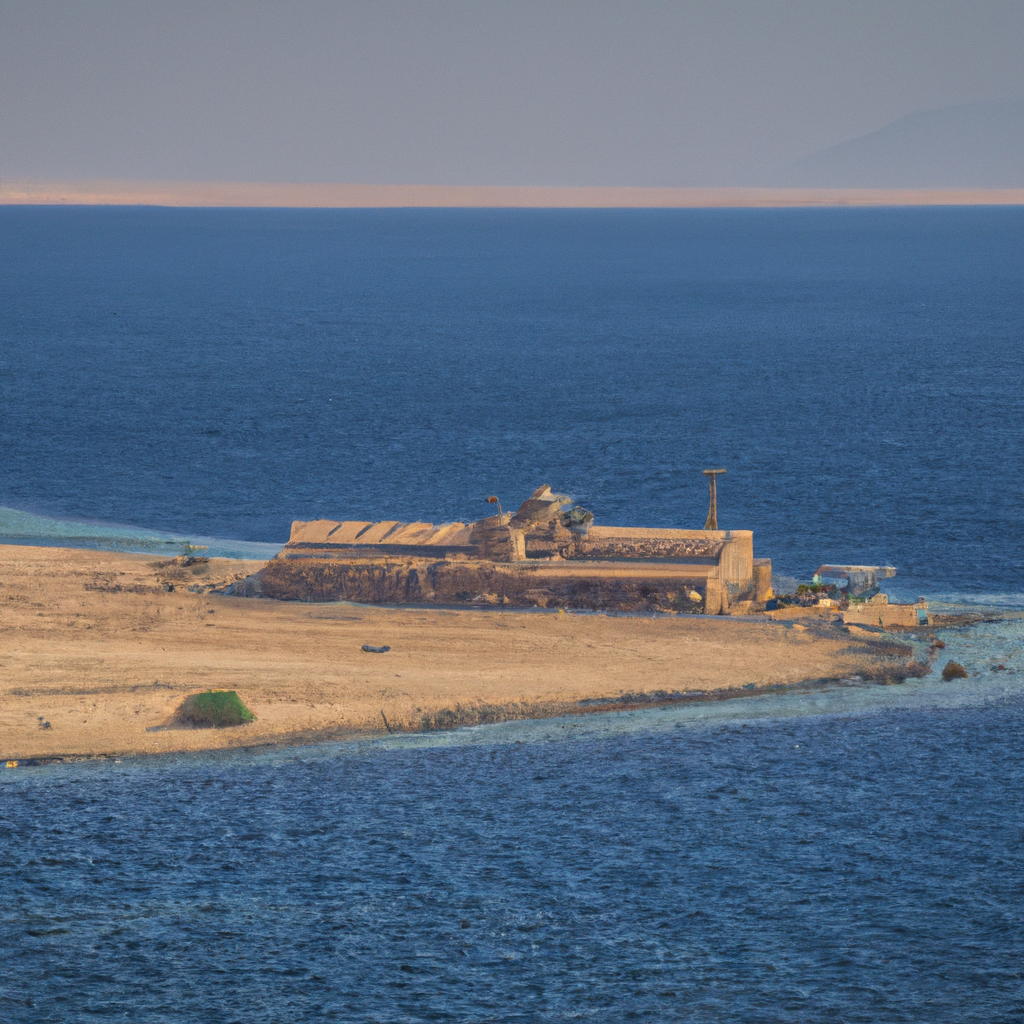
top-left (175, 690), bottom-right (255, 728)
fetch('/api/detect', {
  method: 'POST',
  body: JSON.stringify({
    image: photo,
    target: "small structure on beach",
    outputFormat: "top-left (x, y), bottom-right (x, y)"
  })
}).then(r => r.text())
top-left (766, 563), bottom-right (929, 628)
top-left (257, 485), bottom-right (773, 614)
top-left (814, 564), bottom-right (896, 595)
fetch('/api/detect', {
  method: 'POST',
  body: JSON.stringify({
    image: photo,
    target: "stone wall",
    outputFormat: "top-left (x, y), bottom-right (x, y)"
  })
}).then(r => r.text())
top-left (259, 555), bottom-right (719, 613)
top-left (841, 599), bottom-right (929, 629)
top-left (263, 485), bottom-right (769, 613)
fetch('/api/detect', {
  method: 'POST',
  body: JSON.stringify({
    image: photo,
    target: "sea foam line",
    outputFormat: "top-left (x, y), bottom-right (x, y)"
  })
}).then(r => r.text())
top-left (0, 506), bottom-right (282, 561)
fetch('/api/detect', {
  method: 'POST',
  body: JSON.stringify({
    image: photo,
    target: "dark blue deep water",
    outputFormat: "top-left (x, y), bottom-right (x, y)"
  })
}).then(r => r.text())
top-left (2, 207), bottom-right (1024, 1021)
top-left (1, 207), bottom-right (1023, 593)
top-left (3, 701), bottom-right (1024, 1023)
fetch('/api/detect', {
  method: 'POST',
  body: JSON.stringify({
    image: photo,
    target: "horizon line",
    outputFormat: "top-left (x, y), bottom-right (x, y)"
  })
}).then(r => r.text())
top-left (3, 179), bottom-right (1024, 208)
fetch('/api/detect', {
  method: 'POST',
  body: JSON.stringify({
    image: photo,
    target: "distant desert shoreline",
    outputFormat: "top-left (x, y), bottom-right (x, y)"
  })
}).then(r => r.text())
top-left (3, 179), bottom-right (1024, 208)
top-left (0, 545), bottom-right (920, 763)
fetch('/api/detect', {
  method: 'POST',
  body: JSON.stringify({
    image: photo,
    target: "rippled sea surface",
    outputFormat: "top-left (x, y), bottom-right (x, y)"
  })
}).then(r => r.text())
top-left (2, 207), bottom-right (1023, 1020)
top-left (4, 677), bottom-right (1024, 1023)
top-left (2, 206), bottom-right (1023, 594)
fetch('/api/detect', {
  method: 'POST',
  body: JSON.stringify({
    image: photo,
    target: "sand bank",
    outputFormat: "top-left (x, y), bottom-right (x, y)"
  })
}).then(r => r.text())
top-left (3, 180), bottom-right (1024, 209)
top-left (0, 545), bottom-right (918, 761)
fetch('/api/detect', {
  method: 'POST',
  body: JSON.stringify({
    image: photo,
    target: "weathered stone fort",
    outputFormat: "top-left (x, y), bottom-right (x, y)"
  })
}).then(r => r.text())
top-left (258, 485), bottom-right (774, 614)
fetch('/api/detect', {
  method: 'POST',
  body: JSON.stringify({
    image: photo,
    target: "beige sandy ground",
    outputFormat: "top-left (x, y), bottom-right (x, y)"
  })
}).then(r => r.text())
top-left (0, 545), bottom-right (913, 761)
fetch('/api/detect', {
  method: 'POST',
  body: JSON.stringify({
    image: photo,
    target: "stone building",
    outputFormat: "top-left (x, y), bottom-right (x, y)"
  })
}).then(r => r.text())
top-left (257, 486), bottom-right (773, 614)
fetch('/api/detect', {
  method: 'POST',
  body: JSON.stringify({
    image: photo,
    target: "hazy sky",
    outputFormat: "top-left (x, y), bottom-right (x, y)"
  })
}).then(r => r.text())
top-left (2, 1), bottom-right (1023, 185)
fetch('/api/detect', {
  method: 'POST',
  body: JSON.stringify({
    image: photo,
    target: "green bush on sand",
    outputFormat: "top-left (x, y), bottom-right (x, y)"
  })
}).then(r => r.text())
top-left (175, 690), bottom-right (256, 728)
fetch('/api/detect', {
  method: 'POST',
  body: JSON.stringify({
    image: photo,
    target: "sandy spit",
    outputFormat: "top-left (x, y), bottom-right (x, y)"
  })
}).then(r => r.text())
top-left (0, 545), bottom-right (913, 761)
top-left (3, 180), bottom-right (1024, 209)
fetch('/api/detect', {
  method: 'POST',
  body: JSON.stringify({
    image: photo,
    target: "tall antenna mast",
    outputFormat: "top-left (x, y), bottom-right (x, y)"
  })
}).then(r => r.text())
top-left (702, 469), bottom-right (726, 530)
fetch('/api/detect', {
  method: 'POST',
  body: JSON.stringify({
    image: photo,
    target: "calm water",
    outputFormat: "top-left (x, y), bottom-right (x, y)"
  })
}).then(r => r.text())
top-left (4, 670), bottom-right (1024, 1023)
top-left (2, 207), bottom-right (1023, 1020)
top-left (1, 206), bottom-right (1023, 594)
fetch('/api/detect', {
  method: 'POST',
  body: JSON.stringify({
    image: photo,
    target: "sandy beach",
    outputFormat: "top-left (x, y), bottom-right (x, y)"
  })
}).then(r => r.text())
top-left (1, 544), bottom-right (917, 761)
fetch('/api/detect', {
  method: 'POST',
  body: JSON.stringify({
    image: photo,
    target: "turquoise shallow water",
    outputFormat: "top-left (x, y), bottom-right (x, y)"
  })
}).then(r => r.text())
top-left (0, 505), bottom-right (282, 560)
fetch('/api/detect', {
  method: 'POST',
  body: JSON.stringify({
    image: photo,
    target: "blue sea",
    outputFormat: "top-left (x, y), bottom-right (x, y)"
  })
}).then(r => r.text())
top-left (2, 206), bottom-right (1023, 1021)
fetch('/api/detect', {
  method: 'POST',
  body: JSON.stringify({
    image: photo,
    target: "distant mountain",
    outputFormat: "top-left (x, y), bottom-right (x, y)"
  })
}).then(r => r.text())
top-left (779, 99), bottom-right (1024, 187)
